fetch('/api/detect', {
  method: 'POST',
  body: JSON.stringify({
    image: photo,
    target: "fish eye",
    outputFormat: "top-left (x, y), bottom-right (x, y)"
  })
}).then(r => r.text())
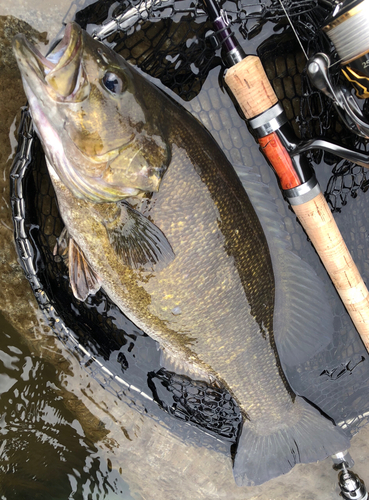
top-left (102, 72), bottom-right (125, 94)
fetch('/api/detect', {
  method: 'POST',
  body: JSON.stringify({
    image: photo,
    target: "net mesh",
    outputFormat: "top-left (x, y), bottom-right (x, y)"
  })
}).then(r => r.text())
top-left (10, 0), bottom-right (369, 443)
top-left (75, 0), bottom-right (369, 212)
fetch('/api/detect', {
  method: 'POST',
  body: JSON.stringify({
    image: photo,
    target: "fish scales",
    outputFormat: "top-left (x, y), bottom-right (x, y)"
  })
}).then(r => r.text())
top-left (55, 119), bottom-right (279, 408)
top-left (13, 22), bottom-right (349, 486)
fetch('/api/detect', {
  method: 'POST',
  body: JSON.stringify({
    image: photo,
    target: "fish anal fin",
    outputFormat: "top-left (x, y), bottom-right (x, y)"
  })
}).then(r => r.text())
top-left (105, 201), bottom-right (175, 272)
top-left (69, 237), bottom-right (101, 301)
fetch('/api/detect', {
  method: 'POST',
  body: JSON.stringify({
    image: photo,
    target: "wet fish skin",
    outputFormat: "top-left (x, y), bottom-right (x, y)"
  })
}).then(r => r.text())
top-left (13, 23), bottom-right (170, 203)
top-left (13, 22), bottom-right (349, 486)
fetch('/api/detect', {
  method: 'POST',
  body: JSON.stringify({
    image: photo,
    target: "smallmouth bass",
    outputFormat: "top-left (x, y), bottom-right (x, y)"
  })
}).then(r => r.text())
top-left (13, 22), bottom-right (349, 486)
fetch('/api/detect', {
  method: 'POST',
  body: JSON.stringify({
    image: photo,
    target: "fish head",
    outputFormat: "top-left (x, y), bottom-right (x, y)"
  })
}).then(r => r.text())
top-left (13, 22), bottom-right (170, 202)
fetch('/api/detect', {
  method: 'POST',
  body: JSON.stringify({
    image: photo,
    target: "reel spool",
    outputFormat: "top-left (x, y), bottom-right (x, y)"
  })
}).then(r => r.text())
top-left (307, 0), bottom-right (369, 139)
top-left (323, 0), bottom-right (369, 98)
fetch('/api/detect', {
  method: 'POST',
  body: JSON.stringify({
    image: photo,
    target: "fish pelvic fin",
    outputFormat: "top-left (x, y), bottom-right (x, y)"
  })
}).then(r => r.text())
top-left (104, 201), bottom-right (175, 272)
top-left (68, 236), bottom-right (102, 301)
top-left (233, 396), bottom-right (350, 487)
top-left (53, 226), bottom-right (69, 260)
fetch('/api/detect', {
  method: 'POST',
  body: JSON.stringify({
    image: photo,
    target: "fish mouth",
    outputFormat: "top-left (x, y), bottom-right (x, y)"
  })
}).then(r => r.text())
top-left (13, 23), bottom-right (88, 101)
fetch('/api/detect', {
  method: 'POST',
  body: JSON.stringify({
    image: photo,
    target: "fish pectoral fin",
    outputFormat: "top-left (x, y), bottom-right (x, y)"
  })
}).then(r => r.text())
top-left (68, 237), bottom-right (101, 301)
top-left (105, 201), bottom-right (175, 272)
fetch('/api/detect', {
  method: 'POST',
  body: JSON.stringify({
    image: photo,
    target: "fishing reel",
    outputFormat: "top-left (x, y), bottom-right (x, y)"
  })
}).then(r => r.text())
top-left (308, 0), bottom-right (369, 140)
top-left (251, 0), bottom-right (369, 171)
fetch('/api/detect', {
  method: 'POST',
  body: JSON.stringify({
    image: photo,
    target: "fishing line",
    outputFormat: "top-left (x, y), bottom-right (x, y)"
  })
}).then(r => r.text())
top-left (278, 0), bottom-right (369, 72)
top-left (277, 0), bottom-right (309, 60)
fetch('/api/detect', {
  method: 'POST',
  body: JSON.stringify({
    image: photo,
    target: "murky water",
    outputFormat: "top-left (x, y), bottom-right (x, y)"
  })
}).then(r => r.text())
top-left (2, 0), bottom-right (369, 499)
top-left (0, 3), bottom-right (136, 497)
top-left (0, 311), bottom-right (134, 499)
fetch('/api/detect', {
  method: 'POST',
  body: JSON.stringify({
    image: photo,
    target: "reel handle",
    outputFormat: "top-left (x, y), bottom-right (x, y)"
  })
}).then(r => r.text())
top-left (225, 55), bottom-right (369, 349)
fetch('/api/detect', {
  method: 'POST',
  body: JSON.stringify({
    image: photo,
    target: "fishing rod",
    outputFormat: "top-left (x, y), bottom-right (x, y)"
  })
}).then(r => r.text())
top-left (201, 4), bottom-right (369, 494)
top-left (202, 0), bottom-right (369, 352)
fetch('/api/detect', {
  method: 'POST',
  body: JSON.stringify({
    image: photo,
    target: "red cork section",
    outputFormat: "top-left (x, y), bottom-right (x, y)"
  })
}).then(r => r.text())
top-left (258, 132), bottom-right (301, 190)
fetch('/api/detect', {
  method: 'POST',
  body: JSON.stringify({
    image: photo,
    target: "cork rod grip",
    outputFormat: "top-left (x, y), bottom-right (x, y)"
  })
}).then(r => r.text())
top-left (225, 53), bottom-right (369, 348)
top-left (224, 55), bottom-right (278, 119)
top-left (293, 192), bottom-right (369, 349)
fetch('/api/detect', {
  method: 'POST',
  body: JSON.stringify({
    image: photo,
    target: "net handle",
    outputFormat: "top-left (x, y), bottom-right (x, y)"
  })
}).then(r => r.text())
top-left (225, 55), bottom-right (369, 349)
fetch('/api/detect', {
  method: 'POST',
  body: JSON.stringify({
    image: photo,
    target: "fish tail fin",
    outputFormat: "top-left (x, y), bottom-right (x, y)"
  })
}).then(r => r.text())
top-left (233, 397), bottom-right (350, 486)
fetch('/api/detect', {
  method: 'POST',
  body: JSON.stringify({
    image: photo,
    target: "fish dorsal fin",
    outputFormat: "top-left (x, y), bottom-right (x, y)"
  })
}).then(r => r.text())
top-left (234, 166), bottom-right (334, 366)
top-left (68, 237), bottom-right (101, 301)
top-left (104, 201), bottom-right (175, 272)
